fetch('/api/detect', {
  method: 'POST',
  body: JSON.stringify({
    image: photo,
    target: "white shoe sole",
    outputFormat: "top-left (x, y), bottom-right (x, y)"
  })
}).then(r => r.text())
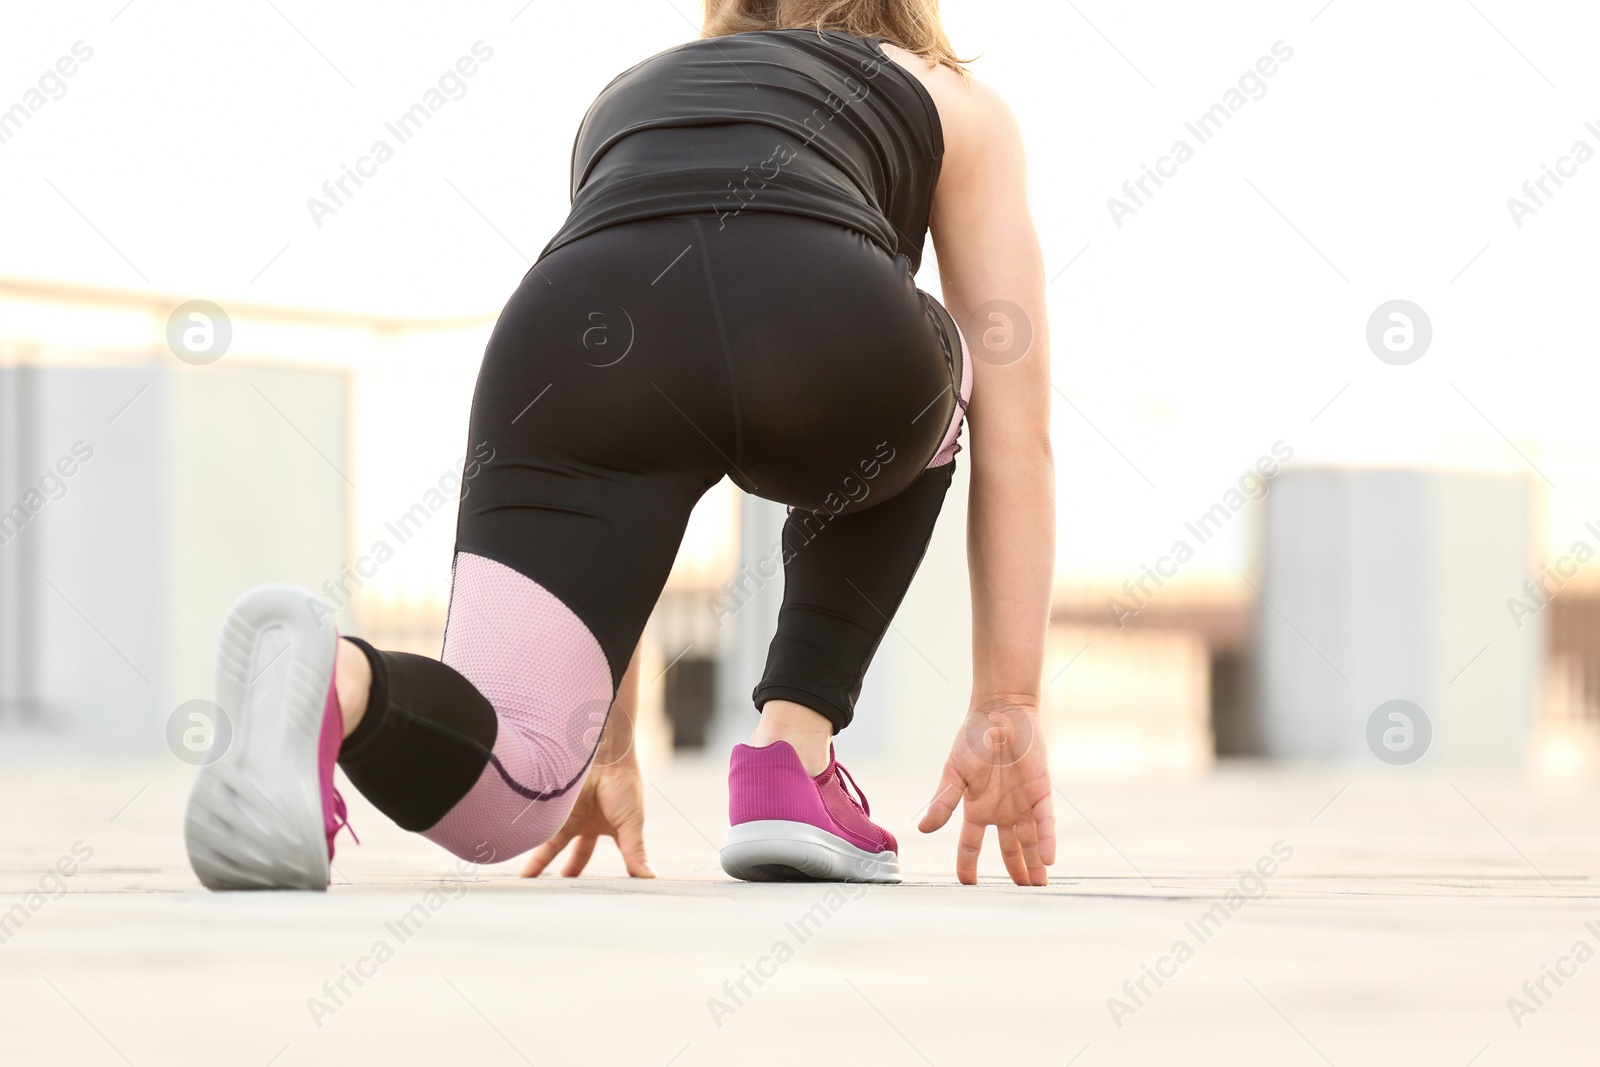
top-left (720, 820), bottom-right (900, 883)
top-left (183, 585), bottom-right (336, 891)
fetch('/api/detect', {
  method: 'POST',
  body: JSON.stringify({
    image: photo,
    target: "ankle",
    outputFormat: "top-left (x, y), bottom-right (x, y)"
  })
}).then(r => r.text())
top-left (749, 700), bottom-right (833, 775)
top-left (334, 637), bottom-right (372, 740)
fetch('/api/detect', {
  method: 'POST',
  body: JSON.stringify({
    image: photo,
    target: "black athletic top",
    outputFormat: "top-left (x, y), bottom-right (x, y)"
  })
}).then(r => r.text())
top-left (539, 29), bottom-right (945, 272)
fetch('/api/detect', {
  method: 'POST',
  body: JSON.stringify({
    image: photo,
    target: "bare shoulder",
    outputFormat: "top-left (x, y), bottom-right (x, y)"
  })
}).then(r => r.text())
top-left (873, 44), bottom-right (1020, 177)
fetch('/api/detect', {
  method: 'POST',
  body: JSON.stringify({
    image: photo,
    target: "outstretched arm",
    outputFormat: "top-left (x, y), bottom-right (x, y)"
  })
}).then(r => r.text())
top-left (916, 75), bottom-right (1056, 886)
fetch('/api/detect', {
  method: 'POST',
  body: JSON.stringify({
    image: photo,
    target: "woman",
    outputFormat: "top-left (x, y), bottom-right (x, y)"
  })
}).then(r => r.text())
top-left (184, 0), bottom-right (1056, 890)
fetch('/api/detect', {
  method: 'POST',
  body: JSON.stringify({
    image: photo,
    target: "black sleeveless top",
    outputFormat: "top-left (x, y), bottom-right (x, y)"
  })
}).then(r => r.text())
top-left (539, 29), bottom-right (945, 272)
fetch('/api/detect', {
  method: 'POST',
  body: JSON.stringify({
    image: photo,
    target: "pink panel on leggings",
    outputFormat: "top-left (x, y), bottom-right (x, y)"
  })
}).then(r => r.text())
top-left (423, 552), bottom-right (614, 863)
top-left (927, 324), bottom-right (973, 469)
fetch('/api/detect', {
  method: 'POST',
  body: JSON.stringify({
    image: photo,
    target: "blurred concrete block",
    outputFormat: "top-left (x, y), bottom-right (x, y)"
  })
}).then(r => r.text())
top-left (0, 364), bottom-right (347, 753)
top-left (708, 492), bottom-right (787, 753)
top-left (1252, 468), bottom-right (1538, 765)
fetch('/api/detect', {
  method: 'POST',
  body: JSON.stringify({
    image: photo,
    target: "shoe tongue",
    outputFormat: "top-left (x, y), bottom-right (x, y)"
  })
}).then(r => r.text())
top-left (824, 760), bottom-right (870, 816)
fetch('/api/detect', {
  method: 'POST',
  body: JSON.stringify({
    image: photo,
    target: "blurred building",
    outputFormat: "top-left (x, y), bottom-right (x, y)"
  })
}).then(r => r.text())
top-left (1049, 578), bottom-right (1243, 777)
top-left (1534, 587), bottom-right (1600, 781)
top-left (1253, 469), bottom-right (1539, 766)
top-left (1047, 468), bottom-right (1592, 777)
top-left (6, 277), bottom-right (1600, 780)
top-left (0, 362), bottom-right (347, 751)
top-left (0, 277), bottom-right (737, 763)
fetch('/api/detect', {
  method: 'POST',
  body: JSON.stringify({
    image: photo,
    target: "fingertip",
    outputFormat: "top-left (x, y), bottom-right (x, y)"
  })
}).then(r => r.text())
top-left (519, 845), bottom-right (553, 878)
top-left (624, 850), bottom-right (657, 879)
top-left (920, 778), bottom-right (962, 834)
top-left (561, 836), bottom-right (597, 878)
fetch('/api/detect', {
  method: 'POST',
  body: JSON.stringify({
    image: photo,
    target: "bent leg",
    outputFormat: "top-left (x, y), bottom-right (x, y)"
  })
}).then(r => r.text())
top-left (337, 470), bottom-right (711, 864)
top-left (423, 551), bottom-right (618, 860)
top-left (753, 460), bottom-right (957, 732)
top-left (335, 550), bottom-right (616, 864)
top-left (752, 312), bottom-right (972, 733)
top-left (335, 215), bottom-right (732, 861)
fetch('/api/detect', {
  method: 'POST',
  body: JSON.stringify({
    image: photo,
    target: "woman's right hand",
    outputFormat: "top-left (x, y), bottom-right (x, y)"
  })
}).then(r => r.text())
top-left (520, 646), bottom-right (656, 880)
top-left (519, 744), bottom-right (655, 879)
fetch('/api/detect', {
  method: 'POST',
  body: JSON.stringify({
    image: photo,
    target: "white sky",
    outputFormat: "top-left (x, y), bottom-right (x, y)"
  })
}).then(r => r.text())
top-left (3, 0), bottom-right (1599, 582)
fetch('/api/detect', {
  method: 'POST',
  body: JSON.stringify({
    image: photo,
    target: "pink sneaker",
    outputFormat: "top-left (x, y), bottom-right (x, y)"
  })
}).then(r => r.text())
top-left (184, 585), bottom-right (357, 891)
top-left (721, 741), bottom-right (900, 883)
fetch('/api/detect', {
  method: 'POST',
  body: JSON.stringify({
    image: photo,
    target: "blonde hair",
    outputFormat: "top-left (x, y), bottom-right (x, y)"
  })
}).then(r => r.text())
top-left (701, 0), bottom-right (970, 73)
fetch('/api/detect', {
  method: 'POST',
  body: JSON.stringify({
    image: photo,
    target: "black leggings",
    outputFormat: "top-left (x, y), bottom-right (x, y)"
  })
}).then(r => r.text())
top-left (337, 213), bottom-right (969, 859)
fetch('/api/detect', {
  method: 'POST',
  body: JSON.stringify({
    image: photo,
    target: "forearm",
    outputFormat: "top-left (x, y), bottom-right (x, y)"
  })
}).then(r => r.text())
top-left (967, 438), bottom-right (1055, 708)
top-left (597, 642), bottom-right (641, 763)
top-left (921, 70), bottom-right (1054, 710)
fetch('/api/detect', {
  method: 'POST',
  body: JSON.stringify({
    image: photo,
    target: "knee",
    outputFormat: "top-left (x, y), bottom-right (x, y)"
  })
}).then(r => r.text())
top-left (425, 813), bottom-right (566, 867)
top-left (433, 835), bottom-right (510, 866)
top-left (437, 788), bottom-right (582, 865)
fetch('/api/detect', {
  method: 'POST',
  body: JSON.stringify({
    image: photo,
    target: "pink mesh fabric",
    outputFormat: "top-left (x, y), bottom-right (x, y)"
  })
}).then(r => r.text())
top-left (814, 760), bottom-right (897, 855)
top-left (927, 323), bottom-right (973, 469)
top-left (422, 552), bottom-right (614, 863)
top-left (728, 742), bottom-right (834, 827)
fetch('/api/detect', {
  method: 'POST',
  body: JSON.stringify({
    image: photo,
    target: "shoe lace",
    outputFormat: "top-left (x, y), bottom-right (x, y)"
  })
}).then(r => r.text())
top-left (328, 788), bottom-right (360, 851)
top-left (834, 761), bottom-right (871, 817)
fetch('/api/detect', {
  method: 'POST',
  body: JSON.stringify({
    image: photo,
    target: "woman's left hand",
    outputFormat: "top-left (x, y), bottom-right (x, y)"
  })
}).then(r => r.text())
top-left (918, 701), bottom-right (1055, 886)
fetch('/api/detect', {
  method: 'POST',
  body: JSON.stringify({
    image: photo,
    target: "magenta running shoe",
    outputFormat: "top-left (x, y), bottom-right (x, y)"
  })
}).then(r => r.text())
top-left (184, 585), bottom-right (357, 890)
top-left (721, 741), bottom-right (900, 883)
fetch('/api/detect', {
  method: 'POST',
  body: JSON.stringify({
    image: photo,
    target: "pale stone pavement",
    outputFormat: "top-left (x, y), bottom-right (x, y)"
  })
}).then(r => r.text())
top-left (2, 754), bottom-right (1598, 1066)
